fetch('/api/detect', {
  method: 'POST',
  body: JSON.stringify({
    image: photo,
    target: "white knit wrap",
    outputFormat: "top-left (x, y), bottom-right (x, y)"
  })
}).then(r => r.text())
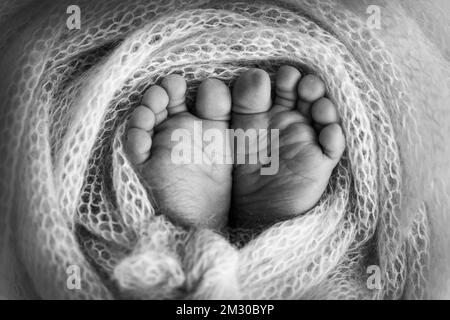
top-left (0, 0), bottom-right (439, 299)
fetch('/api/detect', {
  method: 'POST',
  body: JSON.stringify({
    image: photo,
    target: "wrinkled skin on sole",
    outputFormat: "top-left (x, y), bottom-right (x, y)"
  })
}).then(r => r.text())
top-left (0, 0), bottom-right (449, 299)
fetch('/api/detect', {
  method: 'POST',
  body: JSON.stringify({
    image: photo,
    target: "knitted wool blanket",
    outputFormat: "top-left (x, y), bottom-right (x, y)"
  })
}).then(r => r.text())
top-left (1, 0), bottom-right (449, 299)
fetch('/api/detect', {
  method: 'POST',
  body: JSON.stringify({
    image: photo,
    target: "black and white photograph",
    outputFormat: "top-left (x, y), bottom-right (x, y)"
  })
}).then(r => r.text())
top-left (0, 0), bottom-right (449, 304)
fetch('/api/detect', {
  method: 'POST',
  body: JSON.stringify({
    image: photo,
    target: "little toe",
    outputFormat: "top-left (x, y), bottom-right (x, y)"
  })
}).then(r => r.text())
top-left (319, 123), bottom-right (346, 161)
top-left (232, 68), bottom-right (272, 114)
top-left (297, 74), bottom-right (326, 103)
top-left (142, 85), bottom-right (169, 125)
top-left (311, 98), bottom-right (340, 126)
top-left (160, 74), bottom-right (188, 116)
top-left (274, 65), bottom-right (301, 110)
top-left (125, 128), bottom-right (152, 165)
top-left (196, 78), bottom-right (231, 121)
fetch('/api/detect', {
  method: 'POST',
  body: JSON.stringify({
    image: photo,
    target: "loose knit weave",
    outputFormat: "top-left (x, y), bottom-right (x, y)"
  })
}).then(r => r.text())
top-left (0, 0), bottom-right (432, 299)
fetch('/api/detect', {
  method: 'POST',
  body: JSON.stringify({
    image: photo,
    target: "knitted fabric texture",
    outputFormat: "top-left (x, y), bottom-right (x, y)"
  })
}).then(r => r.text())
top-left (0, 0), bottom-right (432, 299)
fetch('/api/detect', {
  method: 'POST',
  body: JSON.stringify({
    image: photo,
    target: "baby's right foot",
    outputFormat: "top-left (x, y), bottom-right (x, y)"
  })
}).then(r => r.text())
top-left (125, 75), bottom-right (232, 230)
top-left (231, 66), bottom-right (346, 227)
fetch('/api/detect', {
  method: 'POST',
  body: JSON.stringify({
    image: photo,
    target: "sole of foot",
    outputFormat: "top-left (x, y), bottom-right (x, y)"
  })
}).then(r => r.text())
top-left (125, 74), bottom-right (233, 230)
top-left (231, 66), bottom-right (346, 227)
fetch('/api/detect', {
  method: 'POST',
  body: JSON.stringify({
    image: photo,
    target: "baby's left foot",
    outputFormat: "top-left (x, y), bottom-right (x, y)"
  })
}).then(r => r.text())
top-left (231, 66), bottom-right (346, 227)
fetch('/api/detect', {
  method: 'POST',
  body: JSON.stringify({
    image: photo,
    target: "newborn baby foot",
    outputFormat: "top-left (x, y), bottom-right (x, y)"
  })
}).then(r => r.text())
top-left (231, 66), bottom-right (345, 227)
top-left (125, 75), bottom-right (232, 230)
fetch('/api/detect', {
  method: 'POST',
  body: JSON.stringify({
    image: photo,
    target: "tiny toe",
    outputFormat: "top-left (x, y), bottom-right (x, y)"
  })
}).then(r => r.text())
top-left (232, 68), bottom-right (272, 114)
top-left (319, 123), bottom-right (346, 160)
top-left (196, 78), bottom-right (231, 121)
top-left (143, 85), bottom-right (169, 113)
top-left (298, 74), bottom-right (326, 103)
top-left (274, 65), bottom-right (301, 110)
top-left (161, 74), bottom-right (188, 115)
top-left (129, 105), bottom-right (156, 131)
top-left (311, 98), bottom-right (339, 125)
top-left (142, 85), bottom-right (169, 125)
top-left (125, 128), bottom-right (152, 165)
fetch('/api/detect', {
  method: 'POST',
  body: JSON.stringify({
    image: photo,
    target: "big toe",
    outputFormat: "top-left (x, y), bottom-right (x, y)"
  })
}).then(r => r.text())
top-left (232, 68), bottom-right (272, 114)
top-left (196, 78), bottom-right (231, 121)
